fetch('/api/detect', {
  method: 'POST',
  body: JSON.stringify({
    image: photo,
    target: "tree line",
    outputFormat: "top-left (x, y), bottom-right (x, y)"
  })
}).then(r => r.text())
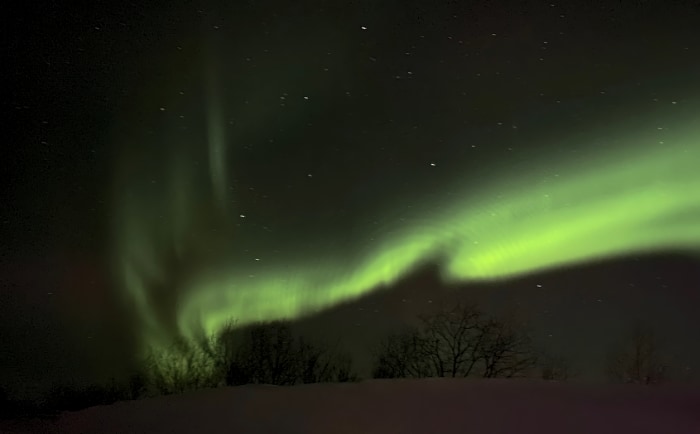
top-left (0, 301), bottom-right (679, 419)
top-left (143, 320), bottom-right (358, 397)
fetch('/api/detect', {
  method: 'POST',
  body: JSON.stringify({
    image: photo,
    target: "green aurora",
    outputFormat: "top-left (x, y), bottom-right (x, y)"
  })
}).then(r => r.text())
top-left (113, 98), bottom-right (700, 353)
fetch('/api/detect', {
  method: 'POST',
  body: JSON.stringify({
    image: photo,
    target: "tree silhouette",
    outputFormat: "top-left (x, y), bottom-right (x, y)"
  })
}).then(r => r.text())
top-left (372, 328), bottom-right (431, 379)
top-left (372, 302), bottom-right (538, 379)
top-left (215, 321), bottom-right (298, 386)
top-left (249, 321), bottom-right (298, 385)
top-left (419, 303), bottom-right (484, 377)
top-left (215, 320), bottom-right (358, 386)
top-left (476, 316), bottom-right (537, 378)
top-left (143, 337), bottom-right (220, 395)
top-left (607, 323), bottom-right (667, 385)
top-left (298, 337), bottom-right (358, 383)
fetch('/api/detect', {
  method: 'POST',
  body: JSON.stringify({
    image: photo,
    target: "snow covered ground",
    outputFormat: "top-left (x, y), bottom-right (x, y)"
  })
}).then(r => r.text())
top-left (5, 378), bottom-right (700, 433)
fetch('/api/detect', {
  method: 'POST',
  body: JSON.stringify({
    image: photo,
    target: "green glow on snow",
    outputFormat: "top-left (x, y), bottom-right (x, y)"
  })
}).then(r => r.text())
top-left (114, 100), bottom-right (700, 351)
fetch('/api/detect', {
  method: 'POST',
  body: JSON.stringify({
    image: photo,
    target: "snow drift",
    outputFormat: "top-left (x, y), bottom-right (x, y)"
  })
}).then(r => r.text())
top-left (8, 378), bottom-right (700, 433)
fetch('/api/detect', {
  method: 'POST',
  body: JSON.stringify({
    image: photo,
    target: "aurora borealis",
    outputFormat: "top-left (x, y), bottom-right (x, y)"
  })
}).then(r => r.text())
top-left (108, 2), bottom-right (700, 355)
top-left (5, 0), bottom-right (700, 393)
top-left (115, 88), bottom-right (700, 350)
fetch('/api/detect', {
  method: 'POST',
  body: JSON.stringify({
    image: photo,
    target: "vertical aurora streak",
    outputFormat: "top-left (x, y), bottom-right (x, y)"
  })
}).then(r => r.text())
top-left (205, 58), bottom-right (228, 213)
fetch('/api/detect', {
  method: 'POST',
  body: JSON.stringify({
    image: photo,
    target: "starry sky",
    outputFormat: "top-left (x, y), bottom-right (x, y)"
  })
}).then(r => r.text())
top-left (4, 0), bottom-right (700, 394)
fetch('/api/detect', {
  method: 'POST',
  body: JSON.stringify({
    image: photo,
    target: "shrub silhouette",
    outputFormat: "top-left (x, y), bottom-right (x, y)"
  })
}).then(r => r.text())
top-left (540, 354), bottom-right (571, 381)
top-left (298, 337), bottom-right (357, 383)
top-left (214, 320), bottom-right (358, 386)
top-left (218, 321), bottom-right (299, 386)
top-left (372, 328), bottom-right (431, 379)
top-left (142, 337), bottom-right (221, 395)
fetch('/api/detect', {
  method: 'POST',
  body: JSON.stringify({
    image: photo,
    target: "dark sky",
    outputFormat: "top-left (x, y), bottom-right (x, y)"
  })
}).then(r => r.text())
top-left (4, 0), bottom-right (700, 396)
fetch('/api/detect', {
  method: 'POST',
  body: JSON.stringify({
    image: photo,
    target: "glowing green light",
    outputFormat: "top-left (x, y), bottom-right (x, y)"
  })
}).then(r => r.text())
top-left (113, 98), bottom-right (700, 351)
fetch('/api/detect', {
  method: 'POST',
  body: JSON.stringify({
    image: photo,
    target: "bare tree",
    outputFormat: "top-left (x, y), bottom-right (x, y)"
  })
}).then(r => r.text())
top-left (419, 302), bottom-right (485, 377)
top-left (212, 320), bottom-right (252, 386)
top-left (331, 352), bottom-right (360, 383)
top-left (607, 324), bottom-right (667, 385)
top-left (476, 316), bottom-right (538, 378)
top-left (215, 320), bottom-right (358, 386)
top-left (142, 337), bottom-right (220, 395)
top-left (298, 337), bottom-right (358, 383)
top-left (298, 336), bottom-right (334, 383)
top-left (257, 321), bottom-right (298, 385)
top-left (373, 303), bottom-right (539, 380)
top-left (222, 321), bottom-right (299, 386)
top-left (372, 328), bottom-right (431, 379)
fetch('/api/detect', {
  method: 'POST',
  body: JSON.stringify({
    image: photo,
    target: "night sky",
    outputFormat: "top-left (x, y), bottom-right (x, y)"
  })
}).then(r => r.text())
top-left (4, 0), bottom-right (700, 397)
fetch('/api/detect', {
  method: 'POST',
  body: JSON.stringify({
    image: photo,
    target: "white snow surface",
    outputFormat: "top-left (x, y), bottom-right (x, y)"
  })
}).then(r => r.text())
top-left (5, 378), bottom-right (700, 433)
